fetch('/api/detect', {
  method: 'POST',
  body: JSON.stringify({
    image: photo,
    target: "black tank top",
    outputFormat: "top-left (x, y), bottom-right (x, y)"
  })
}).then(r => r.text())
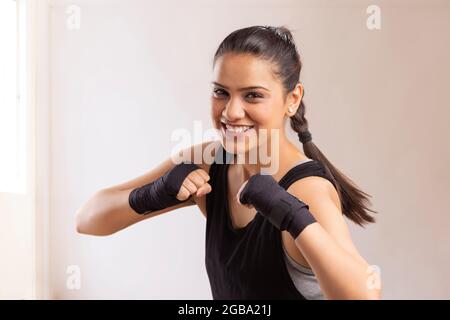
top-left (205, 145), bottom-right (337, 300)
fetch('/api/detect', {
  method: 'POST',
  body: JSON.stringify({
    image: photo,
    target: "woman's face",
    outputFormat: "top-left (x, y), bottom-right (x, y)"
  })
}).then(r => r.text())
top-left (211, 53), bottom-right (291, 157)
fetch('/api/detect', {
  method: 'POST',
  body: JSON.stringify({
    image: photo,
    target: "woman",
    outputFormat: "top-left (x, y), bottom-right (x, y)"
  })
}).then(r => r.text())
top-left (76, 25), bottom-right (380, 300)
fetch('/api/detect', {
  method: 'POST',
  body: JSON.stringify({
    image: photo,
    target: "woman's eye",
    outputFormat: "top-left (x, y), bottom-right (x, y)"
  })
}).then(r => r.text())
top-left (212, 89), bottom-right (262, 100)
top-left (212, 89), bottom-right (227, 97)
top-left (246, 92), bottom-right (262, 100)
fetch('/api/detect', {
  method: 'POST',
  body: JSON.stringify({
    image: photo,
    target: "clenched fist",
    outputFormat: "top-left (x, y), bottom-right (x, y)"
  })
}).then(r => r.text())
top-left (129, 162), bottom-right (211, 214)
top-left (176, 167), bottom-right (212, 201)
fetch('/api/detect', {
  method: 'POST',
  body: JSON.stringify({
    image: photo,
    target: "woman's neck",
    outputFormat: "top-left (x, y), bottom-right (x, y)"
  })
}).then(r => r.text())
top-left (232, 138), bottom-right (306, 182)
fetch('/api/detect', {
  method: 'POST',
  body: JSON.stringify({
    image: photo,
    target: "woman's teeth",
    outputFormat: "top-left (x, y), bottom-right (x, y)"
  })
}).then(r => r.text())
top-left (224, 124), bottom-right (254, 133)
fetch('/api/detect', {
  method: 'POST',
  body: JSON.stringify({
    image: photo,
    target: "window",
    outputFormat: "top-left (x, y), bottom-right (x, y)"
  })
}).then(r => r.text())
top-left (0, 0), bottom-right (27, 194)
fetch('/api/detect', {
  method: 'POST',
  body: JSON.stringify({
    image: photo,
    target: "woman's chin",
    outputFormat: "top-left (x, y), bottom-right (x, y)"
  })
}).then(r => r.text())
top-left (221, 139), bottom-right (257, 157)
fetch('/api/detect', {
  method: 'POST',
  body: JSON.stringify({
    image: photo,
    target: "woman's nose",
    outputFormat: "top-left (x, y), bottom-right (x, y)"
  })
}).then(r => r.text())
top-left (222, 99), bottom-right (245, 121)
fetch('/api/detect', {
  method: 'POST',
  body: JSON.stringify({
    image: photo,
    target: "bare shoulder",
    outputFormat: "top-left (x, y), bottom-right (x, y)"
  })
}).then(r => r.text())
top-left (288, 175), bottom-right (341, 212)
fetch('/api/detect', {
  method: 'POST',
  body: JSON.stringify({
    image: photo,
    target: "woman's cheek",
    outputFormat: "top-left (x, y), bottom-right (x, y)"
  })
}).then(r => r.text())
top-left (246, 108), bottom-right (270, 127)
top-left (210, 104), bottom-right (223, 129)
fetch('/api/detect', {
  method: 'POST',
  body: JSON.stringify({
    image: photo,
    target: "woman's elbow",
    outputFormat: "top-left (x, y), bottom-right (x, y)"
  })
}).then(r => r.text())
top-left (75, 209), bottom-right (109, 236)
top-left (74, 192), bottom-right (117, 236)
top-left (354, 283), bottom-right (382, 300)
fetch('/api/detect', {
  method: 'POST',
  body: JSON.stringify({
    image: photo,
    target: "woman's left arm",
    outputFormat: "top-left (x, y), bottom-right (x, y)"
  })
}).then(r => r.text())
top-left (289, 177), bottom-right (381, 300)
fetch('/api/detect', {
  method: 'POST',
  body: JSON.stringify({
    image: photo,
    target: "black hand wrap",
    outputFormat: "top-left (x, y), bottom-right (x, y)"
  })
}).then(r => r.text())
top-left (239, 174), bottom-right (317, 239)
top-left (128, 162), bottom-right (200, 214)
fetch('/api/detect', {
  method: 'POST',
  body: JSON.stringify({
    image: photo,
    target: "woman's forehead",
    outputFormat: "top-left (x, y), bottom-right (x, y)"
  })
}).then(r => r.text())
top-left (213, 53), bottom-right (279, 89)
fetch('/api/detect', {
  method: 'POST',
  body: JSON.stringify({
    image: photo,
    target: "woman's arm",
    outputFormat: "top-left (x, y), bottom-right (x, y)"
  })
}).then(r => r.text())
top-left (289, 177), bottom-right (382, 300)
top-left (75, 186), bottom-right (197, 236)
top-left (75, 142), bottom-right (214, 236)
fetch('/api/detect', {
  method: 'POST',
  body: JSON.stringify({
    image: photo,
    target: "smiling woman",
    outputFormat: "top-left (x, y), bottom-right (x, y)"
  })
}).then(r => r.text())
top-left (76, 24), bottom-right (380, 300)
top-left (205, 25), bottom-right (380, 299)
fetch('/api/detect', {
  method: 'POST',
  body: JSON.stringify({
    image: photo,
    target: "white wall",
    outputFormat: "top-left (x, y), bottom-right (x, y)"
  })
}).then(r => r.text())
top-left (49, 0), bottom-right (220, 299)
top-left (45, 0), bottom-right (450, 299)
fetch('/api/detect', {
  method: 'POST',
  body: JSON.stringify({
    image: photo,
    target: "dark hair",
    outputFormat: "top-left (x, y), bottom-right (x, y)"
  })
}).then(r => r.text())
top-left (213, 25), bottom-right (377, 226)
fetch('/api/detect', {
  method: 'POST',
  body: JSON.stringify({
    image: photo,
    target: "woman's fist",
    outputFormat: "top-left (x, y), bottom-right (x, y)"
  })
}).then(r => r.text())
top-left (177, 168), bottom-right (212, 201)
top-left (129, 162), bottom-right (208, 214)
top-left (236, 173), bottom-right (316, 239)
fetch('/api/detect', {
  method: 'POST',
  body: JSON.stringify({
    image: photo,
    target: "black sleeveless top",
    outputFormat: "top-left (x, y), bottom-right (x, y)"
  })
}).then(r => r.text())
top-left (205, 146), bottom-right (337, 300)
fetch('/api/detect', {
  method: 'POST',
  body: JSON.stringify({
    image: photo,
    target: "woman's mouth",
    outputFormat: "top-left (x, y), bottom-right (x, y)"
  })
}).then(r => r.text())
top-left (220, 122), bottom-right (256, 138)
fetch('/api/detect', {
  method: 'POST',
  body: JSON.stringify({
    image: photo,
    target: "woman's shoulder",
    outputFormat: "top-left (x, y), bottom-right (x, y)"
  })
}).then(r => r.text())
top-left (292, 174), bottom-right (340, 203)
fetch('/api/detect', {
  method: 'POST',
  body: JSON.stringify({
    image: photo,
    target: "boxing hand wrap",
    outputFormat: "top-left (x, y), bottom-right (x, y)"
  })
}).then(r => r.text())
top-left (239, 174), bottom-right (317, 239)
top-left (128, 162), bottom-right (200, 214)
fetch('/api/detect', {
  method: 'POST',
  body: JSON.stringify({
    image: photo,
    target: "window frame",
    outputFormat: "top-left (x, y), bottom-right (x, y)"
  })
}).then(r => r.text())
top-left (0, 0), bottom-right (27, 195)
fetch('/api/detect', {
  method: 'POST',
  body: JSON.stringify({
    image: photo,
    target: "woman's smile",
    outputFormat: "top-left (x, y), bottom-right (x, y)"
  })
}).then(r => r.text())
top-left (220, 120), bottom-right (256, 139)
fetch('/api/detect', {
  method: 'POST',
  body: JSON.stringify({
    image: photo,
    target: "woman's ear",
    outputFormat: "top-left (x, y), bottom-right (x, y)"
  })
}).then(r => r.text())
top-left (285, 82), bottom-right (304, 117)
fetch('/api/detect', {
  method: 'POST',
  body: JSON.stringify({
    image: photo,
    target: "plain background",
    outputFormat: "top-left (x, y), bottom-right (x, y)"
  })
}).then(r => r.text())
top-left (2, 0), bottom-right (449, 299)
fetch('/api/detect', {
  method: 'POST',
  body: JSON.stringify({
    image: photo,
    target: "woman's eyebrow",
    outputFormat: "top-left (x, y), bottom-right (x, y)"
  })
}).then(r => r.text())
top-left (211, 81), bottom-right (270, 92)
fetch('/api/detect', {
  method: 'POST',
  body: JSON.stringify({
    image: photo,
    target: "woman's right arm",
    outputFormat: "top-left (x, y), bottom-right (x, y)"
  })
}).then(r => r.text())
top-left (75, 142), bottom-right (214, 236)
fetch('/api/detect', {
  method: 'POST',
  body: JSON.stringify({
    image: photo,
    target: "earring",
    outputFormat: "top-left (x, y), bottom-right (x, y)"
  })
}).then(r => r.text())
top-left (288, 107), bottom-right (294, 113)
